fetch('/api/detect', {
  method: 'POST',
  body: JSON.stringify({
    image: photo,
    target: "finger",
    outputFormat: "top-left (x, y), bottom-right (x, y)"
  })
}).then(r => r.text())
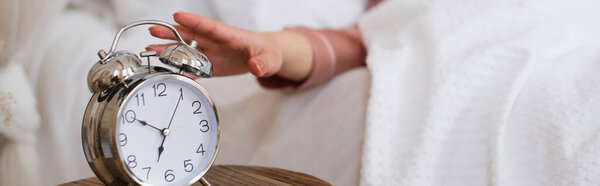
top-left (247, 48), bottom-right (283, 77)
top-left (149, 25), bottom-right (195, 41)
top-left (149, 26), bottom-right (175, 40)
top-left (145, 43), bottom-right (178, 55)
top-left (149, 26), bottom-right (214, 50)
top-left (173, 12), bottom-right (235, 42)
top-left (173, 25), bottom-right (220, 48)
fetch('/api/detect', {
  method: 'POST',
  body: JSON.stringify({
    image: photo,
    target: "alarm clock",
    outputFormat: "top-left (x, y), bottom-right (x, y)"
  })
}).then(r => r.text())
top-left (82, 20), bottom-right (219, 186)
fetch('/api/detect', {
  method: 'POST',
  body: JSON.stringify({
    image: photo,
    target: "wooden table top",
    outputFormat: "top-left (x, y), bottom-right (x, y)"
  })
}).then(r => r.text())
top-left (59, 165), bottom-right (331, 186)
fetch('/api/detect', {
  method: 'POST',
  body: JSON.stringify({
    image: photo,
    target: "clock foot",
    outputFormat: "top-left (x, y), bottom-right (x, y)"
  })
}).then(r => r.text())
top-left (200, 177), bottom-right (211, 186)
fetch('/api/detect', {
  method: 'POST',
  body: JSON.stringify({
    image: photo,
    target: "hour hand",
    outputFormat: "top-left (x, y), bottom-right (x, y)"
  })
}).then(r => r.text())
top-left (157, 144), bottom-right (165, 162)
top-left (136, 119), bottom-right (162, 131)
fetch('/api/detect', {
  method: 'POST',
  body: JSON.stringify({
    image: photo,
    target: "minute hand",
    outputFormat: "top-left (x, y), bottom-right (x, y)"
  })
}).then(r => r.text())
top-left (166, 88), bottom-right (184, 129)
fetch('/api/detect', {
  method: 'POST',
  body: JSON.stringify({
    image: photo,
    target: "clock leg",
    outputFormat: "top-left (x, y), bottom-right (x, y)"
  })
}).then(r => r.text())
top-left (200, 177), bottom-right (212, 186)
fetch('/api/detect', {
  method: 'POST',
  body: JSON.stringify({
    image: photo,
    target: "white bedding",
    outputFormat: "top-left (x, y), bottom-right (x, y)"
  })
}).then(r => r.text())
top-left (359, 0), bottom-right (600, 185)
top-left (1, 0), bottom-right (370, 185)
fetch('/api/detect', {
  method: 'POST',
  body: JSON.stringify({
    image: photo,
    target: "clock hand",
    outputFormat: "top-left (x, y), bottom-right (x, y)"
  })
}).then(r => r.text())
top-left (157, 145), bottom-right (164, 162)
top-left (166, 88), bottom-right (184, 129)
top-left (157, 128), bottom-right (170, 162)
top-left (157, 89), bottom-right (183, 162)
top-left (136, 119), bottom-right (162, 132)
top-left (157, 131), bottom-right (166, 162)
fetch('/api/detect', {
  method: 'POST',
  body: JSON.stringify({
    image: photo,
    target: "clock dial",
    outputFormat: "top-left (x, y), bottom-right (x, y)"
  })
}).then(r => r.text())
top-left (116, 77), bottom-right (218, 185)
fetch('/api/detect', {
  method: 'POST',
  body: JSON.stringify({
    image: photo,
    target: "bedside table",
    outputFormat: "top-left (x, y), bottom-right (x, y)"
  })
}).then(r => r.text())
top-left (59, 165), bottom-right (331, 186)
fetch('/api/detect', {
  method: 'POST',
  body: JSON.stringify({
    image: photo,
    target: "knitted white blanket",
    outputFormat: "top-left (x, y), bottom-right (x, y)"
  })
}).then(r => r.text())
top-left (358, 0), bottom-right (600, 185)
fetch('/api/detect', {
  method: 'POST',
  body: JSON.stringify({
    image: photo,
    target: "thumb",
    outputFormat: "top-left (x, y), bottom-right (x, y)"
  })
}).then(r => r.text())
top-left (247, 49), bottom-right (282, 77)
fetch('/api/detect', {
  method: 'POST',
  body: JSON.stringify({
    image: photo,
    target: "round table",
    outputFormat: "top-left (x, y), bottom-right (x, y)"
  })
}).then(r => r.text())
top-left (59, 165), bottom-right (331, 186)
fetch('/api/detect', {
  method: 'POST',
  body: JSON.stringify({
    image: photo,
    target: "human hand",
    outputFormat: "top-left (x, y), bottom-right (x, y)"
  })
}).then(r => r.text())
top-left (147, 12), bottom-right (284, 77)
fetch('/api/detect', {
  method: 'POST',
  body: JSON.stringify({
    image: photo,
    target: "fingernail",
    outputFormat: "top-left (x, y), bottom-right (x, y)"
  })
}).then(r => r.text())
top-left (174, 12), bottom-right (185, 16)
top-left (254, 60), bottom-right (264, 76)
top-left (148, 26), bottom-right (159, 32)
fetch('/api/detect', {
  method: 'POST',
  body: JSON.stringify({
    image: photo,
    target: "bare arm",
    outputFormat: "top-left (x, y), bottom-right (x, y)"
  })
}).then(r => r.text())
top-left (148, 12), bottom-right (368, 89)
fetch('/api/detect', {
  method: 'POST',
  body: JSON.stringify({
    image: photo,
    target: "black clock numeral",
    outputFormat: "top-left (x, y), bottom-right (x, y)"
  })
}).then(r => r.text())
top-left (199, 120), bottom-right (209, 132)
top-left (135, 93), bottom-right (145, 106)
top-left (164, 169), bottom-right (175, 182)
top-left (152, 83), bottom-right (167, 97)
top-left (123, 110), bottom-right (136, 123)
top-left (126, 155), bottom-right (137, 168)
top-left (197, 143), bottom-right (205, 155)
top-left (118, 133), bottom-right (127, 146)
top-left (183, 159), bottom-right (194, 172)
top-left (192, 101), bottom-right (202, 114)
top-left (142, 167), bottom-right (151, 180)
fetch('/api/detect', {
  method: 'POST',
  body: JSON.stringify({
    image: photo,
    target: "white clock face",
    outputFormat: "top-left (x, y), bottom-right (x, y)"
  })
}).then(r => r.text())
top-left (116, 76), bottom-right (218, 186)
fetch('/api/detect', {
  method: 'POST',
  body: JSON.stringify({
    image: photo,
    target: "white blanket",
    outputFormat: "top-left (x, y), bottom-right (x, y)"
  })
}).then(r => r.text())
top-left (359, 0), bottom-right (600, 185)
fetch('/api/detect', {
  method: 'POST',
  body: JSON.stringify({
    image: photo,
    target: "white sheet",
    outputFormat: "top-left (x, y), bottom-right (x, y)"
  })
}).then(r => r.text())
top-left (359, 0), bottom-right (600, 185)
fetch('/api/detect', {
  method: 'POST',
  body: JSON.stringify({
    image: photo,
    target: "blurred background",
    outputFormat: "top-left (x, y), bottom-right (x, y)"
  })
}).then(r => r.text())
top-left (0, 0), bottom-right (371, 185)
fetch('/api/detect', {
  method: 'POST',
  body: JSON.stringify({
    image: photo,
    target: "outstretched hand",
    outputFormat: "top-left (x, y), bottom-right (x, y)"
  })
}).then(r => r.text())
top-left (148, 12), bottom-right (285, 77)
top-left (147, 12), bottom-right (313, 81)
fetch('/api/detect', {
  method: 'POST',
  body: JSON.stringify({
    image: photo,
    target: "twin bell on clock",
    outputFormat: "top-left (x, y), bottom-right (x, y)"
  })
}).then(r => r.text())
top-left (82, 20), bottom-right (220, 186)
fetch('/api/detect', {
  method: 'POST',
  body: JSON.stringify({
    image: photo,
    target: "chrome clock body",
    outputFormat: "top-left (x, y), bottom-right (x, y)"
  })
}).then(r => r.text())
top-left (82, 20), bottom-right (218, 186)
top-left (82, 67), bottom-right (220, 185)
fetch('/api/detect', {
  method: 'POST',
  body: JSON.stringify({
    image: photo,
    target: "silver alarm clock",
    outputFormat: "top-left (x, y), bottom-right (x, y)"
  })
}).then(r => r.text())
top-left (82, 20), bottom-right (220, 186)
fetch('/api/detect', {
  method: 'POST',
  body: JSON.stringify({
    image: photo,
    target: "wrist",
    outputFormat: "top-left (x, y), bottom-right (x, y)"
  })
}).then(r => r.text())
top-left (261, 31), bottom-right (313, 81)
